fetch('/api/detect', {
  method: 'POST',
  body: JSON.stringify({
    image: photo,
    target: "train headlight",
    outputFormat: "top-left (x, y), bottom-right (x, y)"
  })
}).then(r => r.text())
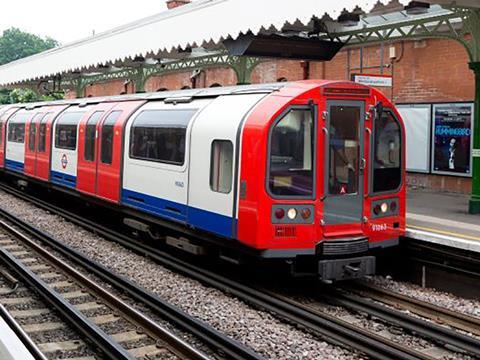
top-left (380, 203), bottom-right (389, 213)
top-left (373, 205), bottom-right (381, 215)
top-left (287, 208), bottom-right (297, 220)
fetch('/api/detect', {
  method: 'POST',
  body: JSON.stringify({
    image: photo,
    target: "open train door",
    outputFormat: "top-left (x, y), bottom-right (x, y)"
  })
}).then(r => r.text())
top-left (0, 107), bottom-right (20, 169)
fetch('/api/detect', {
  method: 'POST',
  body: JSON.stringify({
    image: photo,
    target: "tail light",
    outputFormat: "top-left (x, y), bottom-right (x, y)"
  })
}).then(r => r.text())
top-left (275, 208), bottom-right (285, 219)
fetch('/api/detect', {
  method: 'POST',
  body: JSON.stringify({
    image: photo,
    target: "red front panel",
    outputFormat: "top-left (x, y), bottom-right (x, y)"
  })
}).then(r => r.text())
top-left (35, 106), bottom-right (69, 181)
top-left (96, 101), bottom-right (145, 203)
top-left (0, 108), bottom-right (20, 168)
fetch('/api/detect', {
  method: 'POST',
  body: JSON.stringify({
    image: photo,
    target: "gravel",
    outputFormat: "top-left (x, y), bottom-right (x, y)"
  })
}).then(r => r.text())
top-left (370, 276), bottom-right (480, 318)
top-left (0, 190), bottom-right (357, 360)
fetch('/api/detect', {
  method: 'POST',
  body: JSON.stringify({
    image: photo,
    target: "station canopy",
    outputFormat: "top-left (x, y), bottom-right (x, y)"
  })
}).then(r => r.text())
top-left (0, 0), bottom-right (476, 86)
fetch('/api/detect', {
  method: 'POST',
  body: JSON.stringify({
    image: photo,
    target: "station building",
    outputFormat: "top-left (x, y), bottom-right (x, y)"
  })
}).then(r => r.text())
top-left (66, 0), bottom-right (474, 195)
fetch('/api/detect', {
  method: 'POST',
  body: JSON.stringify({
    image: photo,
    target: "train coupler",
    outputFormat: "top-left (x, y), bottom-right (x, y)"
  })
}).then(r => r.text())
top-left (318, 256), bottom-right (376, 282)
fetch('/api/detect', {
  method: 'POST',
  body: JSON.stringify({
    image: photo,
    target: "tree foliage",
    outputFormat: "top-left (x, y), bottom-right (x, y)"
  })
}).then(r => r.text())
top-left (0, 28), bottom-right (62, 104)
top-left (0, 27), bottom-right (58, 66)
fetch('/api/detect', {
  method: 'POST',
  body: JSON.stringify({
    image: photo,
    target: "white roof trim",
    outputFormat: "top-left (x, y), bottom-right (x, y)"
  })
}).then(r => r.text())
top-left (0, 0), bottom-right (414, 86)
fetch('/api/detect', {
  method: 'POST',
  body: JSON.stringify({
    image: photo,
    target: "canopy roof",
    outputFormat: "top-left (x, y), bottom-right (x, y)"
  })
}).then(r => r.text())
top-left (0, 0), bottom-right (473, 86)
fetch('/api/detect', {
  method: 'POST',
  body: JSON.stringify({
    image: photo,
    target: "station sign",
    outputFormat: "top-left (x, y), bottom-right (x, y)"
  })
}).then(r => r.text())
top-left (431, 103), bottom-right (474, 177)
top-left (473, 149), bottom-right (480, 158)
top-left (352, 74), bottom-right (392, 88)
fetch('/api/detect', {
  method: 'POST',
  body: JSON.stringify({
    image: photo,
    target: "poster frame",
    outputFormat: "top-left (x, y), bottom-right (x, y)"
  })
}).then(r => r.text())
top-left (430, 102), bottom-right (474, 177)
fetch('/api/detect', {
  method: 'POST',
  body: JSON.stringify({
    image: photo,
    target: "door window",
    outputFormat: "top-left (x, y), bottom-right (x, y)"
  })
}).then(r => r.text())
top-left (210, 140), bottom-right (233, 194)
top-left (101, 111), bottom-right (121, 165)
top-left (328, 105), bottom-right (360, 195)
top-left (37, 113), bottom-right (51, 153)
top-left (268, 108), bottom-right (314, 198)
top-left (84, 111), bottom-right (104, 162)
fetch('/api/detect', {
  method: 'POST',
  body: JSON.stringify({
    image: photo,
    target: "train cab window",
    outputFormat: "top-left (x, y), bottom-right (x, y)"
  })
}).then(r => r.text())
top-left (268, 108), bottom-right (314, 198)
top-left (210, 140), bottom-right (233, 194)
top-left (101, 111), bottom-right (121, 165)
top-left (373, 110), bottom-right (402, 193)
top-left (84, 111), bottom-right (104, 162)
top-left (38, 113), bottom-right (51, 153)
top-left (7, 113), bottom-right (29, 143)
top-left (130, 109), bottom-right (197, 166)
top-left (55, 112), bottom-right (85, 150)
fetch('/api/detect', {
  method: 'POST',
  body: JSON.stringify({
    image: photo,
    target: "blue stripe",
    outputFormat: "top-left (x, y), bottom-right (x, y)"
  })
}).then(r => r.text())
top-left (122, 189), bottom-right (187, 222)
top-left (5, 159), bottom-right (24, 173)
top-left (51, 171), bottom-right (77, 188)
top-left (188, 206), bottom-right (233, 238)
top-left (122, 189), bottom-right (233, 238)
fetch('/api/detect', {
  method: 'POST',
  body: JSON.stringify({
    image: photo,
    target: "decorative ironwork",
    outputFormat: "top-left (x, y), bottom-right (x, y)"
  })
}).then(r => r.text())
top-left (61, 54), bottom-right (262, 96)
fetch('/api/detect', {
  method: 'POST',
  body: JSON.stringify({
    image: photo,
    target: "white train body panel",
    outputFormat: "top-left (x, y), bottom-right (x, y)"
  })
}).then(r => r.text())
top-left (187, 93), bottom-right (267, 238)
top-left (122, 99), bottom-right (212, 223)
top-left (50, 106), bottom-right (88, 188)
top-left (5, 110), bottom-right (29, 173)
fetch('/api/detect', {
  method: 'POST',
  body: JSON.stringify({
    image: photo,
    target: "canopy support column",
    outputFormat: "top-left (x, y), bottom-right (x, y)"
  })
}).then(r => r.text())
top-left (469, 62), bottom-right (480, 214)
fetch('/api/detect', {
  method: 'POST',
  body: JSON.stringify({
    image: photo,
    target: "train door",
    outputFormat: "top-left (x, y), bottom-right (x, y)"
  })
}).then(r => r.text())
top-left (0, 107), bottom-right (19, 168)
top-left (97, 101), bottom-right (145, 203)
top-left (36, 106), bottom-right (69, 181)
top-left (323, 100), bottom-right (365, 232)
top-left (24, 112), bottom-right (45, 177)
top-left (77, 103), bottom-right (117, 195)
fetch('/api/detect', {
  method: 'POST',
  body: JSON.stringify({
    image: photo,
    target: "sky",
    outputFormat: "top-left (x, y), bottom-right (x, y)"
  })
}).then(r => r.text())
top-left (0, 0), bottom-right (171, 44)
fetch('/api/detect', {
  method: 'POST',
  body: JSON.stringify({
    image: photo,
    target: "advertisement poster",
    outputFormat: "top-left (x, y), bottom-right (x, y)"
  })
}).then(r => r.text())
top-left (432, 103), bottom-right (473, 176)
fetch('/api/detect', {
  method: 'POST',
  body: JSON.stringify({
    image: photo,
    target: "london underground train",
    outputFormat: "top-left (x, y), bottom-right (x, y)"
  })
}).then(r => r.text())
top-left (0, 80), bottom-right (405, 282)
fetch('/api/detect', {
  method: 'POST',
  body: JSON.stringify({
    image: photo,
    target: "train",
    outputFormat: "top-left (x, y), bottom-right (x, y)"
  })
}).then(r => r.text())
top-left (0, 80), bottom-right (405, 282)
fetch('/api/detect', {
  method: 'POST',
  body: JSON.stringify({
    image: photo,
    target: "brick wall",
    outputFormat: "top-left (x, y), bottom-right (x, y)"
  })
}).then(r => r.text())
top-left (81, 38), bottom-right (475, 194)
top-left (85, 38), bottom-right (475, 105)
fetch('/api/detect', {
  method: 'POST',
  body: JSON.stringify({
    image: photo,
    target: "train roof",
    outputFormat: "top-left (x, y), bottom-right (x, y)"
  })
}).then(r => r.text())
top-left (8, 80), bottom-right (386, 112)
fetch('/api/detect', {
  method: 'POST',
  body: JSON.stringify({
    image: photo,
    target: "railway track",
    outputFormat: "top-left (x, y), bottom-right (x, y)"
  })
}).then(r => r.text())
top-left (344, 282), bottom-right (480, 337)
top-left (2, 184), bottom-right (479, 359)
top-left (0, 219), bottom-right (213, 360)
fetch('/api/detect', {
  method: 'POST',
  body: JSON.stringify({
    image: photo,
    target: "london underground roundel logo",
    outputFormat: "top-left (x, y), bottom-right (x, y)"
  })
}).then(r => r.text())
top-left (61, 154), bottom-right (68, 169)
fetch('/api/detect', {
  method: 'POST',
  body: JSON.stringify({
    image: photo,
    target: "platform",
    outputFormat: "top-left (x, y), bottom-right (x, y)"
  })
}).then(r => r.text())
top-left (0, 305), bottom-right (35, 360)
top-left (406, 188), bottom-right (480, 253)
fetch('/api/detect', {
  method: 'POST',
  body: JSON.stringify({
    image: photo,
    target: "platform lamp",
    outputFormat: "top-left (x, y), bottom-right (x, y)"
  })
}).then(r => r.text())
top-left (404, 1), bottom-right (431, 15)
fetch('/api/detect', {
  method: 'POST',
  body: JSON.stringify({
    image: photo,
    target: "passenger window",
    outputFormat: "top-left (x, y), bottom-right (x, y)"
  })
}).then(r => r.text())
top-left (210, 140), bottom-right (233, 194)
top-left (373, 110), bottom-right (402, 193)
top-left (101, 111), bottom-right (121, 165)
top-left (84, 111), bottom-right (104, 162)
top-left (130, 109), bottom-right (197, 165)
top-left (38, 113), bottom-right (51, 153)
top-left (268, 108), bottom-right (314, 197)
top-left (7, 114), bottom-right (29, 143)
top-left (55, 112), bottom-right (85, 150)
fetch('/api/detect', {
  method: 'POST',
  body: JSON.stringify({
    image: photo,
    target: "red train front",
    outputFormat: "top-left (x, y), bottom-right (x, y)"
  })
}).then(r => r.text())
top-left (238, 80), bottom-right (405, 281)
